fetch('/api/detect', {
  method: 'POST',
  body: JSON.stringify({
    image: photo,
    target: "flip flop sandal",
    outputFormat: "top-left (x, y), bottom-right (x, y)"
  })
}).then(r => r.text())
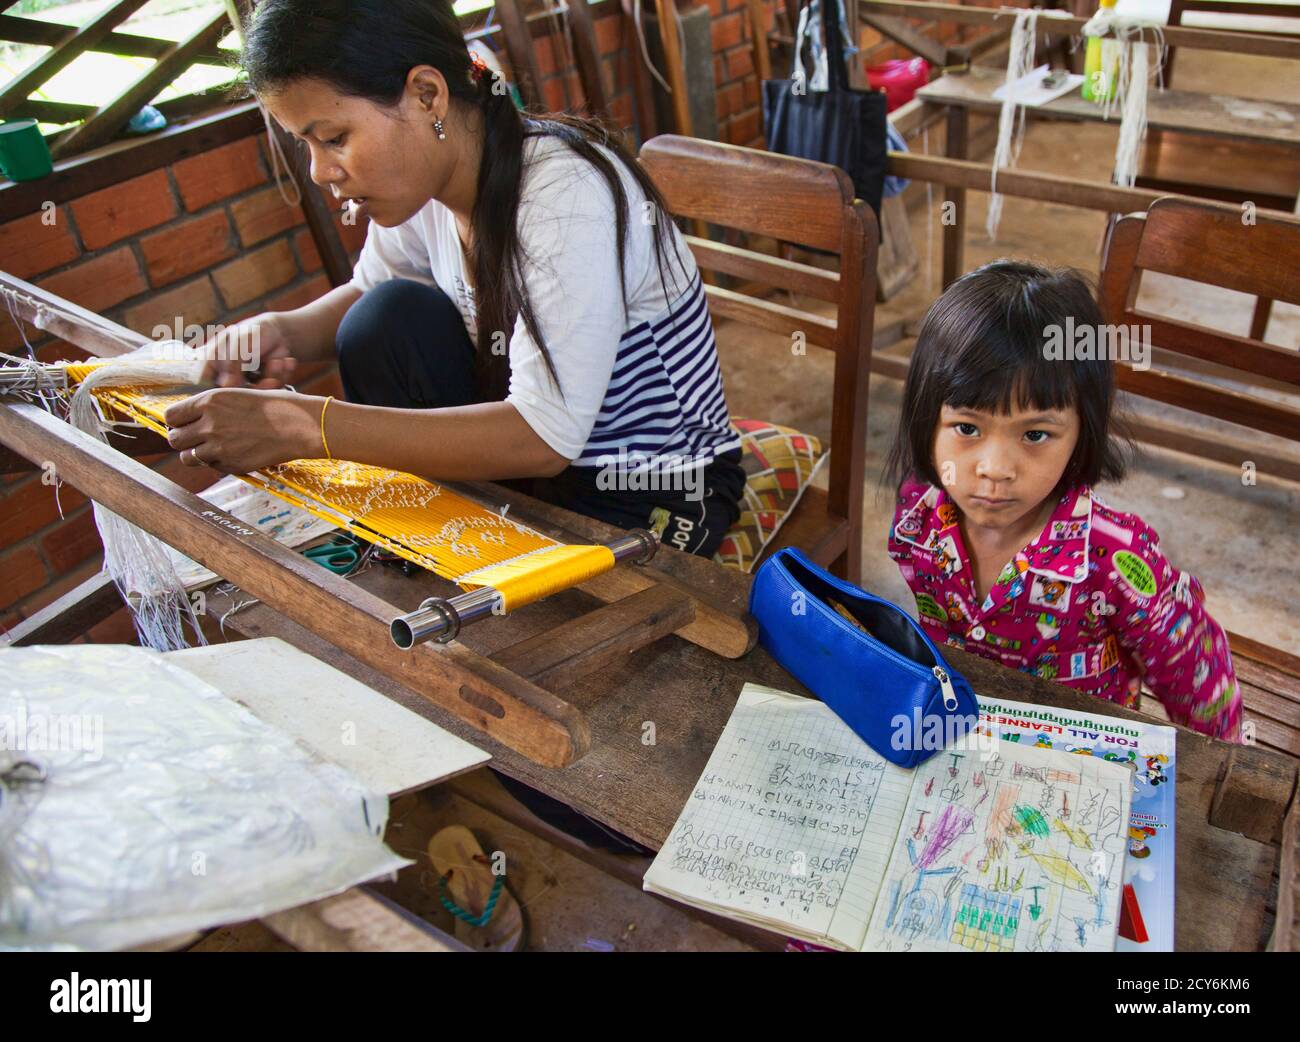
top-left (427, 825), bottom-right (526, 952)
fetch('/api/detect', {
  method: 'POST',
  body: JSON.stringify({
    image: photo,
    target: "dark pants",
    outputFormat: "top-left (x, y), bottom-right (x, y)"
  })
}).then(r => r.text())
top-left (337, 279), bottom-right (743, 853)
top-left (336, 279), bottom-right (744, 556)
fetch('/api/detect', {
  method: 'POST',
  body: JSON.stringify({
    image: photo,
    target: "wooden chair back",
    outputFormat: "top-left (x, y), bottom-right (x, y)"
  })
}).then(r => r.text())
top-left (1098, 196), bottom-right (1300, 443)
top-left (639, 134), bottom-right (879, 581)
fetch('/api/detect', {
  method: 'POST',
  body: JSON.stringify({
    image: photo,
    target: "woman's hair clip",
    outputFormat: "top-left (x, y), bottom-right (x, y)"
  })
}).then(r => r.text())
top-left (469, 54), bottom-right (491, 85)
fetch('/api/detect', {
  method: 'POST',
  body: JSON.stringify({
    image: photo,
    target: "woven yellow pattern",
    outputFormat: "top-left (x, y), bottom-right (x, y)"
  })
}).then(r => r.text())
top-left (65, 364), bottom-right (616, 611)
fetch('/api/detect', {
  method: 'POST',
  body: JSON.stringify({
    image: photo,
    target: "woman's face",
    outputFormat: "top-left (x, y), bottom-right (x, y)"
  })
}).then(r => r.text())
top-left (932, 402), bottom-right (1080, 534)
top-left (261, 72), bottom-right (454, 228)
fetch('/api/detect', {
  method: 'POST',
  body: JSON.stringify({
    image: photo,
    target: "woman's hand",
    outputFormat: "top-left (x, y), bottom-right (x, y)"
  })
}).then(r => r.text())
top-left (163, 388), bottom-right (325, 474)
top-left (200, 312), bottom-right (298, 389)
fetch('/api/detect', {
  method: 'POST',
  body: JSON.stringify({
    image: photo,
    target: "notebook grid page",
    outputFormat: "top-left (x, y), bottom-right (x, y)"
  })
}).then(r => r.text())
top-left (643, 684), bottom-right (914, 945)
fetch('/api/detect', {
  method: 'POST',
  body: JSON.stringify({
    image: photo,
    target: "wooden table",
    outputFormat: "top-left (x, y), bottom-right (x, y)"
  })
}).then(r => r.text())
top-left (916, 66), bottom-right (1300, 286)
top-left (207, 484), bottom-right (1298, 952)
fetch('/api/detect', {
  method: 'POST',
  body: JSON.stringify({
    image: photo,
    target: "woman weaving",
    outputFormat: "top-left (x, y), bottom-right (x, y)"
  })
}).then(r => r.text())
top-left (165, 0), bottom-right (745, 559)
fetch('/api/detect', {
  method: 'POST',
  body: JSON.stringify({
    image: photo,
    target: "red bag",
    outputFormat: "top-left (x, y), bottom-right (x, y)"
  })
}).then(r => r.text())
top-left (866, 57), bottom-right (930, 112)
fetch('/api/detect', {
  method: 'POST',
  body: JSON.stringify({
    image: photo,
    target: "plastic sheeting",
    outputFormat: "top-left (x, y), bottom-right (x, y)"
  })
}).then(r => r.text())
top-left (0, 644), bottom-right (411, 951)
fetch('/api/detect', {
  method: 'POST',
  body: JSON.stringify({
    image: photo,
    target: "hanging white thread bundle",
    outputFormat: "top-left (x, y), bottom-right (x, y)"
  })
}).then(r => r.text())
top-left (986, 8), bottom-right (1040, 242)
top-left (65, 344), bottom-right (210, 652)
top-left (1082, 10), bottom-right (1165, 189)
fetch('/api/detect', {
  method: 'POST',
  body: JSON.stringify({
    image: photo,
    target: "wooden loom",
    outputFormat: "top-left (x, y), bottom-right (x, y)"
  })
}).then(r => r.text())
top-left (0, 270), bottom-right (758, 769)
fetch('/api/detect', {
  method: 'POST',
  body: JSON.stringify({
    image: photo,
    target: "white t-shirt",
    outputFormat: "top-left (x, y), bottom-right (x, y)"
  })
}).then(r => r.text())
top-left (350, 134), bottom-right (738, 468)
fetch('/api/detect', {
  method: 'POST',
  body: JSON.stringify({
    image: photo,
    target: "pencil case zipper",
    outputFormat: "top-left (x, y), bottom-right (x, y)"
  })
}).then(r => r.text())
top-left (780, 558), bottom-right (960, 712)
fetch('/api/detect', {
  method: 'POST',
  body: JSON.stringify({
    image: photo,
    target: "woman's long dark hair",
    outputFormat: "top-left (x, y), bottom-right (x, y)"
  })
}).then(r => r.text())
top-left (241, 0), bottom-right (689, 401)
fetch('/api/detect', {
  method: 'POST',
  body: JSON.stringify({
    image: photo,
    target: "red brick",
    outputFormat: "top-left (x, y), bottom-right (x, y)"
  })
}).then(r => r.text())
top-left (609, 92), bottom-right (633, 129)
top-left (14, 556), bottom-right (101, 621)
top-left (0, 209), bottom-right (79, 279)
top-left (724, 47), bottom-right (754, 81)
top-left (140, 210), bottom-right (236, 288)
top-left (0, 544), bottom-right (48, 611)
top-left (230, 186), bottom-right (306, 246)
top-left (119, 275), bottom-right (221, 339)
top-left (40, 506), bottom-right (102, 574)
top-left (294, 228), bottom-right (322, 273)
top-left (69, 170), bottom-right (177, 250)
top-left (172, 137), bottom-right (265, 212)
top-left (726, 107), bottom-right (762, 147)
top-left (263, 273), bottom-right (331, 313)
top-left (0, 474), bottom-right (87, 546)
top-left (38, 247), bottom-right (146, 313)
top-left (742, 76), bottom-right (760, 107)
top-left (212, 238), bottom-right (299, 309)
top-left (718, 81), bottom-right (744, 119)
top-left (705, 0), bottom-right (725, 15)
top-left (595, 11), bottom-right (623, 55)
top-left (712, 12), bottom-right (743, 52)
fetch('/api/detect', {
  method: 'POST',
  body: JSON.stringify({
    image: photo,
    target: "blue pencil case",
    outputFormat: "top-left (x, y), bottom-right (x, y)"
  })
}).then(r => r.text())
top-left (749, 547), bottom-right (978, 768)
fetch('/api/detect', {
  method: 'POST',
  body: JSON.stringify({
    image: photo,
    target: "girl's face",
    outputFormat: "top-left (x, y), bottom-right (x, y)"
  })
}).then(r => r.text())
top-left (933, 403), bottom-right (1080, 534)
top-left (262, 71), bottom-right (456, 228)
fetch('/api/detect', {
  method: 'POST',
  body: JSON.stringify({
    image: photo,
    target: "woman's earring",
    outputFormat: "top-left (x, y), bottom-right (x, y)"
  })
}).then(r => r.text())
top-left (433, 117), bottom-right (446, 141)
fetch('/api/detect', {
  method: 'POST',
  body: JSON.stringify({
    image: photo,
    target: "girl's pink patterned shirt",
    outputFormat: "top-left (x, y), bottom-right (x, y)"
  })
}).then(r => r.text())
top-left (887, 477), bottom-right (1242, 739)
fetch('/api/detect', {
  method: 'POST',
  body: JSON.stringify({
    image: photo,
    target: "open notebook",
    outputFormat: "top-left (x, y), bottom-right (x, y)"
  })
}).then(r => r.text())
top-left (644, 684), bottom-right (1132, 952)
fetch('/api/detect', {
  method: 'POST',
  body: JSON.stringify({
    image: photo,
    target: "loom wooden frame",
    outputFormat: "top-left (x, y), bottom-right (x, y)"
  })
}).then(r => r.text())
top-left (0, 270), bottom-right (757, 769)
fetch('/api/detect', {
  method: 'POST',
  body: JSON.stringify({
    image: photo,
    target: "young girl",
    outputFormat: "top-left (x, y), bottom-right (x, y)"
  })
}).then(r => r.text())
top-left (885, 260), bottom-right (1241, 740)
top-left (164, 0), bottom-right (744, 558)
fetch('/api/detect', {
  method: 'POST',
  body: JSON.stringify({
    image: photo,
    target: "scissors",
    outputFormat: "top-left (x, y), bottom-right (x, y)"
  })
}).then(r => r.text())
top-left (303, 534), bottom-right (364, 575)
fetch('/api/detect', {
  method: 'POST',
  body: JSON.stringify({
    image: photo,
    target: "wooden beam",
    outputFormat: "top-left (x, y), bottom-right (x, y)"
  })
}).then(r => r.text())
top-left (655, 0), bottom-right (693, 135)
top-left (857, 0), bottom-right (1300, 59)
top-left (3, 573), bottom-right (123, 647)
top-left (861, 11), bottom-right (949, 67)
top-left (0, 14), bottom-right (232, 65)
top-left (620, 0), bottom-right (661, 141)
top-left (685, 235), bottom-right (842, 301)
top-left (0, 0), bottom-right (153, 121)
top-left (272, 123), bottom-right (354, 287)
top-left (52, 11), bottom-right (232, 159)
top-left (565, 0), bottom-right (610, 115)
top-left (886, 150), bottom-right (1300, 221)
top-left (495, 0), bottom-right (546, 109)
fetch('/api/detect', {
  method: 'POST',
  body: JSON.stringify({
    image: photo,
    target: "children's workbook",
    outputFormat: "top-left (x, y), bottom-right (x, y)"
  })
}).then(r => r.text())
top-left (975, 696), bottom-right (1175, 951)
top-left (644, 683), bottom-right (1132, 952)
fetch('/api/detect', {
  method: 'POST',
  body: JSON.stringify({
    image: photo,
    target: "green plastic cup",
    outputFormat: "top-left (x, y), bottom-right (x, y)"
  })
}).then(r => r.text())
top-left (0, 119), bottom-right (54, 182)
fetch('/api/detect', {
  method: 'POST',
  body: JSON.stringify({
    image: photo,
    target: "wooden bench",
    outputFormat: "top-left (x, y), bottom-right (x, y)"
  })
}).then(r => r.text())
top-left (1098, 195), bottom-right (1300, 759)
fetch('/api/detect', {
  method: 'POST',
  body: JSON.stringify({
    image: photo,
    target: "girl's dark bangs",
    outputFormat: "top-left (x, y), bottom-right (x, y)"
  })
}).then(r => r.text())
top-left (940, 334), bottom-right (1080, 416)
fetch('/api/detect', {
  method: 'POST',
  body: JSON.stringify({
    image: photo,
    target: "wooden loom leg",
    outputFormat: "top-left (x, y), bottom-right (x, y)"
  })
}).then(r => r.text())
top-left (0, 401), bottom-right (591, 768)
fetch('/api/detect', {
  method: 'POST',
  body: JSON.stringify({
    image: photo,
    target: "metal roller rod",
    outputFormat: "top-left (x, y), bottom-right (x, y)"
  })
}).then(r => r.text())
top-left (390, 528), bottom-right (659, 649)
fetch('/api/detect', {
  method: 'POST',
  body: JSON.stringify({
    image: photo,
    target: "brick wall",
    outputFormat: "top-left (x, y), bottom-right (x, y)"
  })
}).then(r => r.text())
top-left (0, 0), bottom-right (982, 643)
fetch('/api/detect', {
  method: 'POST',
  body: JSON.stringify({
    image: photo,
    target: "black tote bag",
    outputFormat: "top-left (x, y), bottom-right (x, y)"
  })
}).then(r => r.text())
top-left (762, 0), bottom-right (887, 224)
